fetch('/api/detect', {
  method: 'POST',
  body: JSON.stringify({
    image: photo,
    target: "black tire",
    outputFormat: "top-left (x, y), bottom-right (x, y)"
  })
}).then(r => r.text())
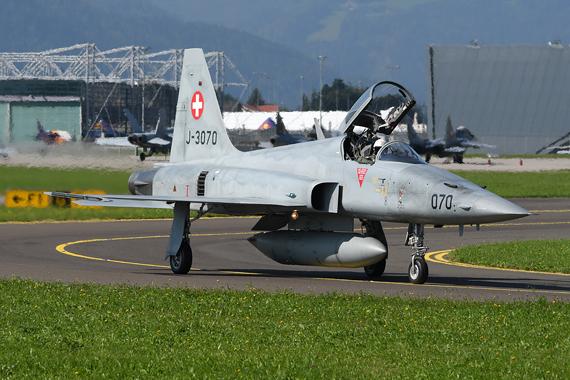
top-left (425, 154), bottom-right (431, 163)
top-left (408, 258), bottom-right (429, 284)
top-left (170, 240), bottom-right (192, 274)
top-left (364, 258), bottom-right (386, 278)
top-left (140, 152), bottom-right (146, 161)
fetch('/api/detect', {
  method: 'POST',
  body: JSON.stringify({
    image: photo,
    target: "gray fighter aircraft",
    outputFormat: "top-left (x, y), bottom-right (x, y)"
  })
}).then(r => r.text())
top-left (125, 108), bottom-right (172, 161)
top-left (49, 49), bottom-right (530, 284)
top-left (408, 115), bottom-right (495, 163)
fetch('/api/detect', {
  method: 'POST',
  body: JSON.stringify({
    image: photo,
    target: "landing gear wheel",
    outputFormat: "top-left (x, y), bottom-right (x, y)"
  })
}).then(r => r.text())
top-left (170, 240), bottom-right (192, 274)
top-left (364, 258), bottom-right (386, 278)
top-left (140, 152), bottom-right (146, 161)
top-left (408, 258), bottom-right (428, 284)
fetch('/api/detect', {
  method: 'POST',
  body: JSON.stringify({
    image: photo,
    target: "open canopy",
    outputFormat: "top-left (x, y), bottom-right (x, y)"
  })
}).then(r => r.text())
top-left (338, 81), bottom-right (415, 136)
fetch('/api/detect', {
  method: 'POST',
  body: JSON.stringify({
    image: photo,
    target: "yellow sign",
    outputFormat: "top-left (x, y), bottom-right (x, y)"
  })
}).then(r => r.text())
top-left (5, 190), bottom-right (106, 208)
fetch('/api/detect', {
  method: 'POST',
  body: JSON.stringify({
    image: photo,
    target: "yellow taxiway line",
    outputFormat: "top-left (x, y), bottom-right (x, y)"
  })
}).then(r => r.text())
top-left (56, 226), bottom-right (570, 295)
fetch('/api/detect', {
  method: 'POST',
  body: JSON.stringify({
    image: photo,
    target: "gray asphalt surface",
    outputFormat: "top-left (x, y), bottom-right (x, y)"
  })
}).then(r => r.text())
top-left (1, 198), bottom-right (569, 301)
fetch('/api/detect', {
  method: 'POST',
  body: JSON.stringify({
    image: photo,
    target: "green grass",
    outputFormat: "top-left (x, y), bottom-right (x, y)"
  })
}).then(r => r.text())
top-left (0, 165), bottom-right (131, 195)
top-left (448, 239), bottom-right (570, 274)
top-left (0, 206), bottom-right (173, 223)
top-left (1, 278), bottom-right (568, 379)
top-left (451, 170), bottom-right (570, 198)
top-left (463, 153), bottom-right (570, 159)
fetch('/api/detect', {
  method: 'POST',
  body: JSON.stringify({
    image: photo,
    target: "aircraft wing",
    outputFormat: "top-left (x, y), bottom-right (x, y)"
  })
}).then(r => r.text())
top-left (45, 192), bottom-right (307, 209)
top-left (444, 146), bottom-right (467, 153)
top-left (95, 137), bottom-right (132, 147)
top-left (146, 137), bottom-right (171, 146)
top-left (459, 141), bottom-right (497, 149)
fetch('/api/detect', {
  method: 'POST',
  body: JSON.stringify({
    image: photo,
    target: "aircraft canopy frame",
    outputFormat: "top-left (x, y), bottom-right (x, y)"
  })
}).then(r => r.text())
top-left (339, 81), bottom-right (416, 137)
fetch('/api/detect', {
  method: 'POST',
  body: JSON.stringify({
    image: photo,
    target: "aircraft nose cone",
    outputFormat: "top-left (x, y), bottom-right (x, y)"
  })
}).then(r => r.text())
top-left (472, 195), bottom-right (530, 223)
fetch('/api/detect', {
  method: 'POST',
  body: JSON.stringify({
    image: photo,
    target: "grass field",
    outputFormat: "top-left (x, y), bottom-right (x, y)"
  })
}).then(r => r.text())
top-left (447, 239), bottom-right (570, 274)
top-left (451, 170), bottom-right (570, 198)
top-left (1, 278), bottom-right (568, 379)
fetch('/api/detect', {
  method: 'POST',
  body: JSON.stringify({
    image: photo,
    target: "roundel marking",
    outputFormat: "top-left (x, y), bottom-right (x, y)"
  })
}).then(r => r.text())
top-left (191, 91), bottom-right (204, 120)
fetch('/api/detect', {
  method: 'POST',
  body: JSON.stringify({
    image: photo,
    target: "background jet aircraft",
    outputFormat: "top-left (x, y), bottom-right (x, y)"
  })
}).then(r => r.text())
top-left (268, 112), bottom-right (314, 147)
top-left (125, 108), bottom-right (172, 161)
top-left (408, 115), bottom-right (495, 163)
top-left (49, 49), bottom-right (529, 285)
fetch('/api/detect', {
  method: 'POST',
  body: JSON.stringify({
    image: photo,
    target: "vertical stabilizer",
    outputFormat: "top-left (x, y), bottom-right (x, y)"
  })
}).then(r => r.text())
top-left (444, 116), bottom-right (457, 145)
top-left (124, 108), bottom-right (143, 133)
top-left (170, 49), bottom-right (238, 163)
top-left (156, 108), bottom-right (169, 136)
top-left (407, 114), bottom-right (423, 145)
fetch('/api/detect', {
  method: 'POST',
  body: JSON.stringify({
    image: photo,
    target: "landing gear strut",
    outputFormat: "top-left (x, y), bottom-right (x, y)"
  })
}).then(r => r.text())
top-left (361, 220), bottom-right (388, 278)
top-left (167, 202), bottom-right (210, 275)
top-left (170, 211), bottom-right (192, 274)
top-left (405, 223), bottom-right (429, 284)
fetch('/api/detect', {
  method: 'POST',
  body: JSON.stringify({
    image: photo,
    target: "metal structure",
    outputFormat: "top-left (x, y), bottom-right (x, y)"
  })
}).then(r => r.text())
top-left (426, 44), bottom-right (570, 154)
top-left (0, 44), bottom-right (248, 133)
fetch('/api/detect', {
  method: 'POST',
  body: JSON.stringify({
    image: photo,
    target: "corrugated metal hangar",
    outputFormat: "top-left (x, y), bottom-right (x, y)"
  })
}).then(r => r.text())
top-left (0, 95), bottom-right (80, 143)
top-left (426, 43), bottom-right (570, 154)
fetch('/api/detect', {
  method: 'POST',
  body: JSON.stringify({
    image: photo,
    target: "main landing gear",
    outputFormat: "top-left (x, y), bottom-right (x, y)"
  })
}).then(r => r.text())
top-left (170, 210), bottom-right (192, 274)
top-left (405, 223), bottom-right (429, 284)
top-left (167, 202), bottom-right (210, 275)
top-left (361, 220), bottom-right (388, 278)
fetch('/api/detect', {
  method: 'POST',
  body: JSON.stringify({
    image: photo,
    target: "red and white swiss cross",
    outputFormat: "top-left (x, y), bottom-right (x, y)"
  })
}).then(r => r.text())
top-left (191, 91), bottom-right (204, 120)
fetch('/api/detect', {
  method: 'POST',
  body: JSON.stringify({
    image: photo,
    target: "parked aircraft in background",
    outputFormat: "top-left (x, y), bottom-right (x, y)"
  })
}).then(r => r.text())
top-left (125, 108), bottom-right (172, 161)
top-left (408, 115), bottom-right (495, 163)
top-left (49, 49), bottom-right (529, 284)
top-left (0, 141), bottom-right (16, 158)
top-left (268, 112), bottom-right (314, 147)
top-left (35, 120), bottom-right (75, 145)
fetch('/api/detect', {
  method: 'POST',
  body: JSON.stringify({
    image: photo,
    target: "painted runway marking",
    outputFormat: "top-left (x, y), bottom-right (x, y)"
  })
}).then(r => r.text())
top-left (425, 250), bottom-right (570, 276)
top-left (56, 225), bottom-right (570, 295)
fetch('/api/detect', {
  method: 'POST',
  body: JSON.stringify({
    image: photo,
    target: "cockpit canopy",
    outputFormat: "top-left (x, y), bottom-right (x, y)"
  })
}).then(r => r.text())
top-left (376, 141), bottom-right (425, 164)
top-left (338, 81), bottom-right (415, 136)
top-left (341, 81), bottom-right (418, 165)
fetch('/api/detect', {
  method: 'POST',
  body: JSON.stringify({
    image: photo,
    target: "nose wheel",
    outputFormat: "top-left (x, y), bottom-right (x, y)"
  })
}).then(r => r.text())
top-left (408, 256), bottom-right (428, 284)
top-left (405, 224), bottom-right (429, 284)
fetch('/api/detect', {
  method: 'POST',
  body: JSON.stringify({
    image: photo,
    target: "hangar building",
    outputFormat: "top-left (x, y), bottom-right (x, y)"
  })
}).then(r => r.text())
top-left (0, 44), bottom-right (246, 144)
top-left (426, 43), bottom-right (570, 154)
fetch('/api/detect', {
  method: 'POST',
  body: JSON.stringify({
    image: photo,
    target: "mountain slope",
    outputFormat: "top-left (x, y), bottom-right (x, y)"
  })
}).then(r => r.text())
top-left (0, 0), bottom-right (332, 108)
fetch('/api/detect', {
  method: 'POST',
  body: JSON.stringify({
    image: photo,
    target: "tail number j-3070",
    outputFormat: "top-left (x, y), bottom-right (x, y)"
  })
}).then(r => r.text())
top-left (186, 130), bottom-right (218, 145)
top-left (431, 194), bottom-right (453, 210)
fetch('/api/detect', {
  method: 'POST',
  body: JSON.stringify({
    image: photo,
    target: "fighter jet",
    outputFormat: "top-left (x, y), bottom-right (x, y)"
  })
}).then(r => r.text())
top-left (408, 115), bottom-right (495, 163)
top-left (48, 49), bottom-right (529, 284)
top-left (269, 112), bottom-right (314, 147)
top-left (125, 108), bottom-right (172, 161)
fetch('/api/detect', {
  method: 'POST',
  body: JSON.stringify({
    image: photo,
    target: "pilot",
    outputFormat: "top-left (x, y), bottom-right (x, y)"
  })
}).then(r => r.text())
top-left (372, 134), bottom-right (387, 156)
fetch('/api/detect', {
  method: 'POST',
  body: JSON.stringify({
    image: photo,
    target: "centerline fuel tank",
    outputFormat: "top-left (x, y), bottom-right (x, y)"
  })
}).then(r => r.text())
top-left (247, 230), bottom-right (387, 268)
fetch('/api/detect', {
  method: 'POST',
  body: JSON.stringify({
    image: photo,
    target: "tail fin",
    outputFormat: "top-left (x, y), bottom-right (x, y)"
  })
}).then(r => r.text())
top-left (444, 116), bottom-right (457, 145)
top-left (313, 118), bottom-right (326, 140)
top-left (124, 108), bottom-right (143, 133)
top-left (407, 116), bottom-right (422, 145)
top-left (170, 48), bottom-right (238, 163)
top-left (156, 108), bottom-right (169, 136)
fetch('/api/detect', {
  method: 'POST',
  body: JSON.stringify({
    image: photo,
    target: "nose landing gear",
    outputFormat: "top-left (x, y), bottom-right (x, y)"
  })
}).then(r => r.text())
top-left (405, 223), bottom-right (429, 284)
